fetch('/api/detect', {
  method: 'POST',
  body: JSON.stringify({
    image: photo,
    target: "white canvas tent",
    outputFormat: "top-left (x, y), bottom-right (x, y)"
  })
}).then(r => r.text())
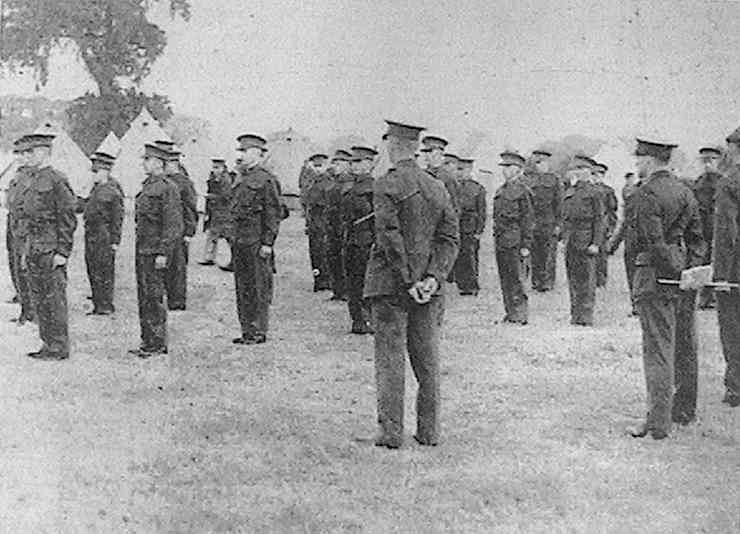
top-left (95, 131), bottom-right (121, 158)
top-left (263, 128), bottom-right (323, 196)
top-left (0, 121), bottom-right (91, 196)
top-left (176, 135), bottom-right (215, 212)
top-left (111, 108), bottom-right (171, 198)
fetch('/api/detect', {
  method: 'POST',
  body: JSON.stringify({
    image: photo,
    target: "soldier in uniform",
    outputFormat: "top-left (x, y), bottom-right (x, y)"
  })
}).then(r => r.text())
top-left (230, 134), bottom-right (282, 345)
top-left (157, 141), bottom-right (197, 310)
top-left (561, 155), bottom-right (604, 326)
top-left (129, 144), bottom-right (183, 358)
top-left (362, 120), bottom-right (458, 449)
top-left (694, 146), bottom-right (723, 309)
top-left (200, 158), bottom-right (233, 266)
top-left (423, 136), bottom-right (459, 214)
top-left (18, 133), bottom-right (77, 360)
top-left (712, 128), bottom-right (740, 408)
top-left (341, 146), bottom-right (377, 334)
top-left (592, 163), bottom-right (618, 288)
top-left (82, 151), bottom-right (124, 315)
top-left (325, 149), bottom-right (354, 301)
top-left (454, 158), bottom-right (487, 295)
top-left (525, 149), bottom-right (562, 292)
top-left (304, 154), bottom-right (332, 291)
top-left (629, 138), bottom-right (705, 439)
top-left (607, 172), bottom-right (641, 315)
top-left (492, 152), bottom-right (534, 324)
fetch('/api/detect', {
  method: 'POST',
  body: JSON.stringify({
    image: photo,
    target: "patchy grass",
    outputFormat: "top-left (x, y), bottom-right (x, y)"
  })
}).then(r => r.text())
top-left (0, 212), bottom-right (737, 533)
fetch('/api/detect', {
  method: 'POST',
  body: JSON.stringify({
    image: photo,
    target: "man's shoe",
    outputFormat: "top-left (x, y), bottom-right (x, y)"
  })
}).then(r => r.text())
top-left (722, 391), bottom-right (740, 407)
top-left (243, 333), bottom-right (267, 345)
top-left (374, 436), bottom-right (402, 449)
top-left (219, 263), bottom-right (234, 272)
top-left (168, 305), bottom-right (186, 311)
top-left (28, 351), bottom-right (68, 361)
top-left (413, 435), bottom-right (438, 447)
top-left (198, 260), bottom-right (215, 266)
top-left (629, 425), bottom-right (650, 438)
top-left (232, 335), bottom-right (252, 345)
top-left (129, 347), bottom-right (167, 358)
top-left (351, 322), bottom-right (368, 335)
top-left (459, 291), bottom-right (474, 296)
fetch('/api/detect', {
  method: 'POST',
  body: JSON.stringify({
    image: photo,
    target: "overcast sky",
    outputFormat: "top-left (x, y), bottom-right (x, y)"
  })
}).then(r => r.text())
top-left (3, 0), bottom-right (740, 157)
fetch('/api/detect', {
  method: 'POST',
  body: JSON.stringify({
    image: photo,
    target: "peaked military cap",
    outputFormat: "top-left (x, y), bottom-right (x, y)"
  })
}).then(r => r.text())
top-left (499, 151), bottom-right (525, 167)
top-left (419, 147), bottom-right (432, 153)
top-left (308, 153), bottom-right (328, 162)
top-left (154, 139), bottom-right (175, 150)
top-left (458, 157), bottom-right (475, 168)
top-left (144, 143), bottom-right (171, 161)
top-left (384, 120), bottom-right (426, 141)
top-left (351, 146), bottom-right (378, 161)
top-left (444, 153), bottom-right (459, 163)
top-left (331, 149), bottom-right (352, 162)
top-left (593, 162), bottom-right (608, 172)
top-left (634, 138), bottom-right (677, 159)
top-left (726, 127), bottom-right (740, 145)
top-left (699, 146), bottom-right (721, 157)
top-left (572, 154), bottom-right (597, 169)
top-left (26, 133), bottom-right (56, 149)
top-left (91, 151), bottom-right (116, 170)
top-left (532, 148), bottom-right (553, 157)
top-left (12, 136), bottom-right (30, 153)
top-left (421, 135), bottom-right (449, 150)
top-left (236, 134), bottom-right (268, 152)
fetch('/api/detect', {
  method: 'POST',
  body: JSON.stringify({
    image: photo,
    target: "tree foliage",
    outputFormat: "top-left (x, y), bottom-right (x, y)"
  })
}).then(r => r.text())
top-left (0, 0), bottom-right (190, 94)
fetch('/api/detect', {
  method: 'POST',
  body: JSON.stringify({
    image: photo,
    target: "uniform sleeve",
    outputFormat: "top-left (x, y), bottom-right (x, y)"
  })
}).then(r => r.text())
top-left (475, 186), bottom-right (487, 235)
top-left (54, 178), bottom-right (78, 257)
top-left (520, 189), bottom-right (535, 250)
top-left (109, 186), bottom-right (125, 246)
top-left (608, 190), bottom-right (619, 230)
top-left (161, 184), bottom-right (184, 257)
top-left (426, 188), bottom-right (460, 283)
top-left (683, 192), bottom-right (706, 268)
top-left (260, 178), bottom-right (281, 246)
top-left (591, 192), bottom-right (605, 247)
top-left (712, 179), bottom-right (739, 280)
top-left (635, 189), bottom-right (674, 274)
top-left (374, 177), bottom-right (413, 287)
top-left (182, 179), bottom-right (198, 237)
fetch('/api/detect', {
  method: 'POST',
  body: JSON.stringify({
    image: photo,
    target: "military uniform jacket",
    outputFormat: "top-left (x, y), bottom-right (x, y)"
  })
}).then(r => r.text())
top-left (135, 174), bottom-right (183, 256)
top-left (630, 170), bottom-right (704, 280)
top-left (205, 170), bottom-right (233, 231)
top-left (299, 165), bottom-right (317, 201)
top-left (305, 172), bottom-right (332, 208)
top-left (492, 179), bottom-right (534, 250)
top-left (609, 183), bottom-right (640, 252)
top-left (168, 172), bottom-right (198, 238)
top-left (595, 182), bottom-right (619, 232)
top-left (6, 165), bottom-right (32, 239)
top-left (427, 166), bottom-right (460, 215)
top-left (561, 181), bottom-right (604, 252)
top-left (16, 165), bottom-right (77, 257)
top-left (83, 179), bottom-right (124, 245)
top-left (230, 165), bottom-right (281, 247)
top-left (712, 165), bottom-right (740, 283)
top-left (694, 171), bottom-right (722, 245)
top-left (363, 159), bottom-right (459, 298)
top-left (527, 171), bottom-right (562, 228)
top-left (457, 178), bottom-right (487, 235)
top-left (341, 173), bottom-right (375, 248)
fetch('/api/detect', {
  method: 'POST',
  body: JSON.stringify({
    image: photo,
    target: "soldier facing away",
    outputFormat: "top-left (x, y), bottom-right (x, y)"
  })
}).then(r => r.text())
top-left (230, 134), bottom-right (282, 345)
top-left (18, 133), bottom-right (78, 360)
top-left (325, 150), bottom-right (354, 301)
top-left (561, 155), bottom-right (604, 326)
top-left (628, 138), bottom-right (705, 439)
top-left (303, 153), bottom-right (332, 291)
top-left (82, 150), bottom-right (124, 316)
top-left (454, 158), bottom-right (487, 296)
top-left (200, 158), bottom-right (234, 267)
top-left (694, 146), bottom-right (723, 309)
top-left (592, 162), bottom-right (618, 288)
top-left (361, 120), bottom-right (459, 449)
top-left (492, 151), bottom-right (534, 324)
top-left (129, 143), bottom-right (184, 358)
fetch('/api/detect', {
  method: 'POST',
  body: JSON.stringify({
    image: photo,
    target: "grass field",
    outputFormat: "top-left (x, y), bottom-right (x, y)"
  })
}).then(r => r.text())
top-left (0, 211), bottom-right (738, 533)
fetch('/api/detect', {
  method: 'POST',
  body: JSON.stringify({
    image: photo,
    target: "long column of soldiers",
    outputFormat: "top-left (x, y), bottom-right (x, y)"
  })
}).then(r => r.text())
top-left (4, 121), bottom-right (740, 449)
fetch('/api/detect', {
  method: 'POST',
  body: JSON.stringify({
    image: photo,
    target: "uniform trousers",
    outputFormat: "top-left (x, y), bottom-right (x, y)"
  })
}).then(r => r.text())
top-left (135, 253), bottom-right (168, 351)
top-left (345, 244), bottom-right (372, 326)
top-left (495, 246), bottom-right (528, 322)
top-left (531, 226), bottom-right (556, 291)
top-left (165, 240), bottom-right (188, 309)
top-left (233, 242), bottom-right (273, 338)
top-left (85, 232), bottom-right (116, 313)
top-left (371, 294), bottom-right (444, 445)
top-left (717, 292), bottom-right (740, 397)
top-left (566, 246), bottom-right (596, 325)
top-left (27, 251), bottom-right (70, 355)
top-left (674, 290), bottom-right (698, 419)
top-left (454, 234), bottom-right (480, 293)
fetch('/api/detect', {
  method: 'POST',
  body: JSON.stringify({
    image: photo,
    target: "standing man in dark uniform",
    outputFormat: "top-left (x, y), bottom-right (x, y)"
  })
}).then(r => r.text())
top-left (694, 146), bottom-right (723, 309)
top-left (712, 128), bottom-right (740, 408)
top-left (423, 136), bottom-right (459, 215)
top-left (492, 152), bottom-right (534, 324)
top-left (200, 158), bottom-right (233, 266)
top-left (561, 155), bottom-right (604, 326)
top-left (607, 172), bottom-right (641, 315)
top-left (592, 162), bottom-right (618, 288)
top-left (362, 120), bottom-right (459, 449)
top-left (230, 134), bottom-right (282, 345)
top-left (159, 142), bottom-right (197, 310)
top-left (325, 149), bottom-right (354, 301)
top-left (5, 136), bottom-right (36, 324)
top-left (454, 158), bottom-right (487, 295)
top-left (525, 149), bottom-right (562, 292)
top-left (341, 146), bottom-right (377, 334)
top-left (82, 150), bottom-right (124, 315)
top-left (19, 133), bottom-right (77, 360)
top-left (305, 154), bottom-right (332, 292)
top-left (629, 138), bottom-right (705, 439)
top-left (129, 144), bottom-right (183, 358)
